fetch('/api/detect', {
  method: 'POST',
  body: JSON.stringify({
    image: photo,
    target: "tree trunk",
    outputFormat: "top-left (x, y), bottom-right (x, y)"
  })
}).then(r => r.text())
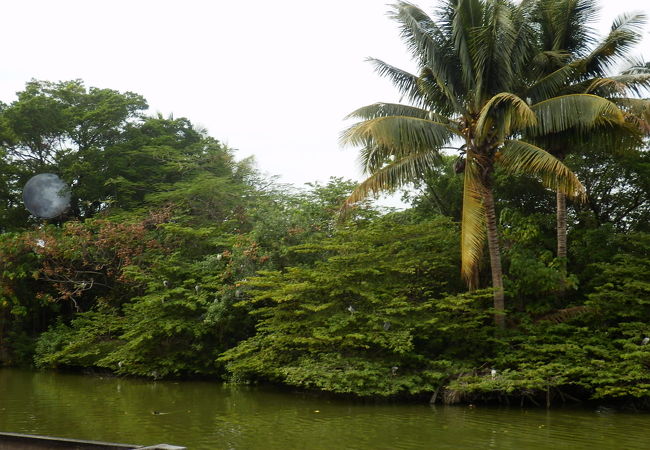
top-left (483, 186), bottom-right (505, 328)
top-left (556, 191), bottom-right (567, 264)
top-left (553, 147), bottom-right (569, 295)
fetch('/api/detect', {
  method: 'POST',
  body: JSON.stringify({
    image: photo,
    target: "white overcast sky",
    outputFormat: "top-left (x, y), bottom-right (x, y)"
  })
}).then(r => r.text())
top-left (1, 0), bottom-right (648, 191)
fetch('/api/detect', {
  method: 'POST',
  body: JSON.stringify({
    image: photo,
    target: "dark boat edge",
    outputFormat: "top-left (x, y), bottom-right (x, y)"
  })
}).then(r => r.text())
top-left (0, 432), bottom-right (185, 450)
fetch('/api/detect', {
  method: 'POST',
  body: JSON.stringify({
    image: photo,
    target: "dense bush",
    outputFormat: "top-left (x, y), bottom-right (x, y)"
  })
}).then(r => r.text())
top-left (220, 216), bottom-right (492, 396)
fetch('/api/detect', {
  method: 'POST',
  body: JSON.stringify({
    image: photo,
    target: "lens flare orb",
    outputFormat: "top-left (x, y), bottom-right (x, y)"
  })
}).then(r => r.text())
top-left (23, 173), bottom-right (71, 219)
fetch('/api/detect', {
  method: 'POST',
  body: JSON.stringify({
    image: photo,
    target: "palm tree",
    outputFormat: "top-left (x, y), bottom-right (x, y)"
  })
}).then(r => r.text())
top-left (341, 0), bottom-right (625, 327)
top-left (527, 0), bottom-right (650, 271)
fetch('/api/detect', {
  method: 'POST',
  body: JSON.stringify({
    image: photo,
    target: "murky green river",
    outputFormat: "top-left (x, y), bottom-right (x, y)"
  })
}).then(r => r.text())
top-left (0, 368), bottom-right (649, 449)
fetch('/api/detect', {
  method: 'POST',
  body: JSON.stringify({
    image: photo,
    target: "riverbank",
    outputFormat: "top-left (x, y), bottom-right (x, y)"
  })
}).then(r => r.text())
top-left (5, 361), bottom-right (650, 413)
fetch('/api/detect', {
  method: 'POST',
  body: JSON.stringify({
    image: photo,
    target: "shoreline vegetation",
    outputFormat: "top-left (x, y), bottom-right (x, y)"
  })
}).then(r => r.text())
top-left (2, 0), bottom-right (650, 409)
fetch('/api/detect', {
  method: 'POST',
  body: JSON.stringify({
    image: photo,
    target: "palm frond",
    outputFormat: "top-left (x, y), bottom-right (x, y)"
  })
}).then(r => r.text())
top-left (475, 92), bottom-right (537, 143)
top-left (343, 150), bottom-right (442, 207)
top-left (389, 1), bottom-right (465, 113)
top-left (460, 153), bottom-right (485, 287)
top-left (344, 102), bottom-right (432, 121)
top-left (507, 0), bottom-right (539, 89)
top-left (613, 97), bottom-right (650, 119)
top-left (530, 50), bottom-right (572, 74)
top-left (471, 0), bottom-right (528, 101)
top-left (417, 67), bottom-right (463, 116)
top-left (585, 78), bottom-right (629, 96)
top-left (536, 0), bottom-right (598, 56)
top-left (450, 0), bottom-right (483, 91)
top-left (531, 121), bottom-right (644, 158)
top-left (340, 116), bottom-right (457, 169)
top-left (499, 139), bottom-right (586, 201)
top-left (621, 60), bottom-right (650, 75)
top-left (586, 74), bottom-right (650, 98)
top-left (581, 12), bottom-right (647, 77)
top-left (366, 58), bottom-right (426, 108)
top-left (612, 98), bottom-right (650, 133)
top-left (367, 58), bottom-right (460, 114)
top-left (525, 63), bottom-right (578, 103)
top-left (528, 94), bottom-right (624, 135)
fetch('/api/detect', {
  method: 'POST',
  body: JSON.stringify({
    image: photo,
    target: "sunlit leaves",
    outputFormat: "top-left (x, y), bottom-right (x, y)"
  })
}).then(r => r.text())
top-left (460, 155), bottom-right (485, 287)
top-left (499, 140), bottom-right (586, 201)
top-left (345, 151), bottom-right (443, 207)
top-left (341, 116), bottom-right (457, 157)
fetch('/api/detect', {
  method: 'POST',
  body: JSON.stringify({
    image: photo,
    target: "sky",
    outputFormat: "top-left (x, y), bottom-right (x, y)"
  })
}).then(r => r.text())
top-left (1, 0), bottom-right (649, 196)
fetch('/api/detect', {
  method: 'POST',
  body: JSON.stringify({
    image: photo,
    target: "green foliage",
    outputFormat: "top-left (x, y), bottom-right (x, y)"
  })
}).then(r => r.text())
top-left (220, 216), bottom-right (493, 396)
top-left (21, 161), bottom-right (379, 379)
top-left (244, 177), bottom-right (381, 269)
top-left (104, 119), bottom-right (236, 215)
top-left (499, 209), bottom-right (577, 312)
top-left (585, 233), bottom-right (650, 322)
top-left (405, 155), bottom-right (463, 221)
top-left (569, 149), bottom-right (650, 232)
top-left (0, 79), bottom-right (148, 225)
top-left (451, 321), bottom-right (650, 403)
top-left (449, 234), bottom-right (650, 403)
top-left (34, 309), bottom-right (124, 369)
top-left (1, 71), bottom-right (650, 407)
top-left (97, 290), bottom-right (220, 378)
top-left (0, 232), bottom-right (53, 365)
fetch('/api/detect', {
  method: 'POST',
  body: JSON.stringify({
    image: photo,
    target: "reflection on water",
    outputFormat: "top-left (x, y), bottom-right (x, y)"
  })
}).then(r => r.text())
top-left (0, 368), bottom-right (648, 449)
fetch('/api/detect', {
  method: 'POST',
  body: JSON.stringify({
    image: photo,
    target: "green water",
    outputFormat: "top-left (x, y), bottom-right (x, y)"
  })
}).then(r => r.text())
top-left (0, 369), bottom-right (649, 449)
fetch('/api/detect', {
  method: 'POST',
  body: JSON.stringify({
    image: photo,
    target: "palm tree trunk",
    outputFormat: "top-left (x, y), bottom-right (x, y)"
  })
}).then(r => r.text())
top-left (555, 149), bottom-right (568, 295)
top-left (483, 185), bottom-right (505, 328)
top-left (556, 191), bottom-right (567, 267)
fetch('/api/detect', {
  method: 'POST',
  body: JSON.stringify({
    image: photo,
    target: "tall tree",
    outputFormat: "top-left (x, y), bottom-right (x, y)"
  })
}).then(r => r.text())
top-left (527, 0), bottom-right (650, 270)
top-left (341, 0), bottom-right (624, 327)
top-left (1, 80), bottom-right (147, 166)
top-left (0, 80), bottom-right (148, 225)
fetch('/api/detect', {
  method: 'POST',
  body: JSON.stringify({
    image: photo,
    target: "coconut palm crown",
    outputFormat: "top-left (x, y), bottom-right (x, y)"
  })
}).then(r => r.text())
top-left (341, 0), bottom-right (627, 326)
top-left (525, 0), bottom-right (650, 269)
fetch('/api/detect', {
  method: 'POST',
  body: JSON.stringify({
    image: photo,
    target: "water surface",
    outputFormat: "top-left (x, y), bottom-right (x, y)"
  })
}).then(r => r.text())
top-left (0, 368), bottom-right (648, 449)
